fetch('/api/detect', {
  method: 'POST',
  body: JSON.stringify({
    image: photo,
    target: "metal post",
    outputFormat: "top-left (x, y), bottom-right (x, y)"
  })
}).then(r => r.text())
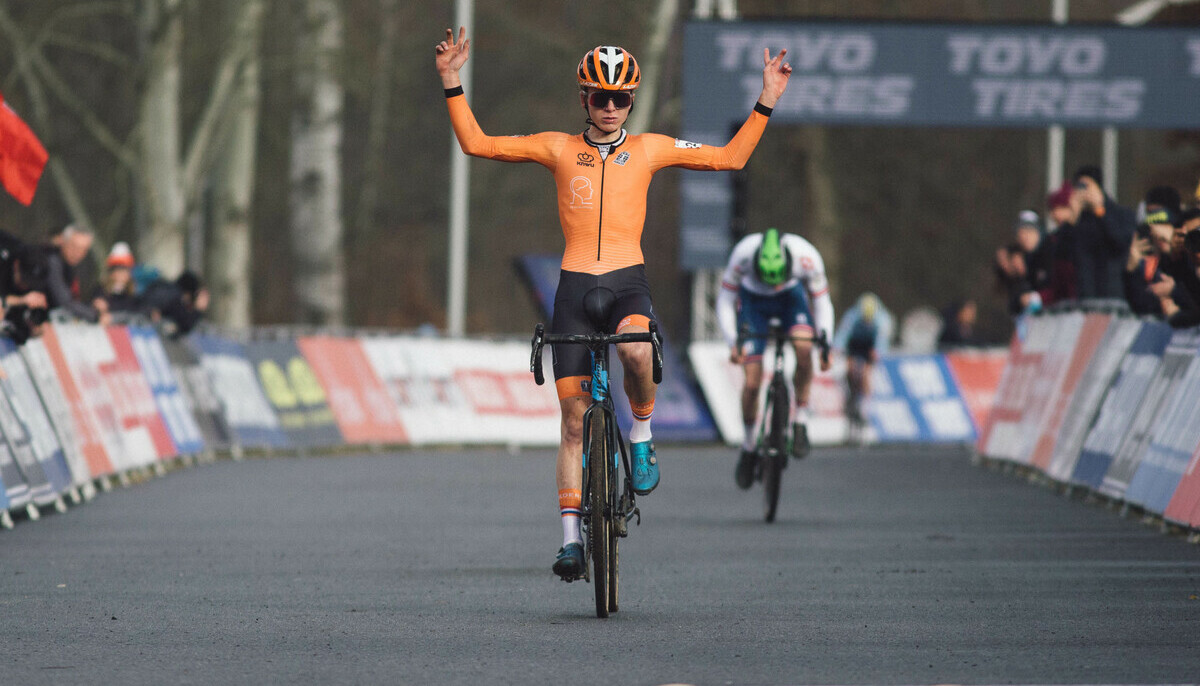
top-left (1102, 126), bottom-right (1118, 198)
top-left (446, 0), bottom-right (474, 337)
top-left (1047, 0), bottom-right (1068, 205)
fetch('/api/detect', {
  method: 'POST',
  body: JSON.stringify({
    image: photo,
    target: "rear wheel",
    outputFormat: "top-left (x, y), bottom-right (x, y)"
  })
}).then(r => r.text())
top-left (763, 377), bottom-right (789, 523)
top-left (588, 412), bottom-right (610, 618)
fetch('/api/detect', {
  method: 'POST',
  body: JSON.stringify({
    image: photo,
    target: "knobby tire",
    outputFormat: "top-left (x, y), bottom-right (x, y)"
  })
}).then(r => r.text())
top-left (763, 377), bottom-right (788, 523)
top-left (588, 412), bottom-right (610, 618)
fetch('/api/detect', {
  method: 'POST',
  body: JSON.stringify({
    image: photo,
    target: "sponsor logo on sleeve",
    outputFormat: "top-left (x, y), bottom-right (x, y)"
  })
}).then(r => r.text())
top-left (674, 139), bottom-right (702, 149)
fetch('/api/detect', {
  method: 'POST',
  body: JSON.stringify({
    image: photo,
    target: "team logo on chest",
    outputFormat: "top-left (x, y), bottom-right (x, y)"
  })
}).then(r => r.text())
top-left (613, 151), bottom-right (630, 166)
top-left (576, 152), bottom-right (595, 168)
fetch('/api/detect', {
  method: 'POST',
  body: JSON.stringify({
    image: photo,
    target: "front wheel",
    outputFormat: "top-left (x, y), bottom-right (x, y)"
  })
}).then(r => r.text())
top-left (587, 412), bottom-right (611, 618)
top-left (763, 378), bottom-right (789, 523)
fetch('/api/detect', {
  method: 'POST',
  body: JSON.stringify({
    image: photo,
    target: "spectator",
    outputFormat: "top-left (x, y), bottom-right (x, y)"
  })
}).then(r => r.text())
top-left (937, 299), bottom-right (980, 349)
top-left (0, 231), bottom-right (51, 344)
top-left (1042, 182), bottom-right (1079, 303)
top-left (1153, 217), bottom-right (1200, 328)
top-left (1141, 185), bottom-right (1182, 221)
top-left (1063, 165), bottom-right (1136, 300)
top-left (140, 270), bottom-right (209, 336)
top-left (1123, 213), bottom-right (1175, 316)
top-left (994, 210), bottom-right (1049, 316)
top-left (91, 242), bottom-right (141, 317)
top-left (44, 224), bottom-right (108, 324)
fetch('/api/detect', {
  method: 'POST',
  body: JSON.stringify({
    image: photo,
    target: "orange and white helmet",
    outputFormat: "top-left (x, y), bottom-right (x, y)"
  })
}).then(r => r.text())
top-left (577, 46), bottom-right (640, 91)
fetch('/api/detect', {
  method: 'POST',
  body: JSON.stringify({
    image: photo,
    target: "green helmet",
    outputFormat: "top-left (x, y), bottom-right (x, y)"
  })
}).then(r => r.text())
top-left (754, 228), bottom-right (791, 286)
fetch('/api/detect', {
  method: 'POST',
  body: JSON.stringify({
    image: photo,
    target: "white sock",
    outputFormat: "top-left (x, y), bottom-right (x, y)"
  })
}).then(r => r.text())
top-left (742, 422), bottom-right (756, 450)
top-left (794, 404), bottom-right (811, 425)
top-left (562, 514), bottom-right (581, 547)
top-left (629, 417), bottom-right (652, 443)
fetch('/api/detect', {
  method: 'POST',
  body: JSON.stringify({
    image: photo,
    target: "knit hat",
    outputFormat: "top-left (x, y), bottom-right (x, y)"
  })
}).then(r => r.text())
top-left (1015, 209), bottom-right (1040, 231)
top-left (1046, 181), bottom-right (1072, 209)
top-left (106, 241), bottom-right (135, 268)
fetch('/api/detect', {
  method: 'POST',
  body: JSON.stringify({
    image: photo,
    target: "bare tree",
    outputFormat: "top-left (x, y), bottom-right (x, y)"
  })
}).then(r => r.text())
top-left (208, 0), bottom-right (264, 327)
top-left (289, 0), bottom-right (345, 325)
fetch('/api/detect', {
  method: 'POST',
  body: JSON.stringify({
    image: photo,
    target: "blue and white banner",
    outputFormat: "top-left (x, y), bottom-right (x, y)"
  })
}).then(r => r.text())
top-left (128, 326), bottom-right (206, 456)
top-left (1120, 329), bottom-right (1200, 512)
top-left (868, 355), bottom-right (975, 443)
top-left (189, 334), bottom-right (287, 449)
top-left (0, 339), bottom-right (72, 497)
top-left (1073, 322), bottom-right (1173, 489)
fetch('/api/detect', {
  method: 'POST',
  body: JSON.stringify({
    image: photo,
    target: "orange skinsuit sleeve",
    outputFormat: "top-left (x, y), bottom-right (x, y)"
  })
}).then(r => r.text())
top-left (643, 109), bottom-right (770, 172)
top-left (445, 93), bottom-right (563, 167)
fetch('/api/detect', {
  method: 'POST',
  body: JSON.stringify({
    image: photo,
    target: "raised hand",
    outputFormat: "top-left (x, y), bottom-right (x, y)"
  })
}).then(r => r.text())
top-left (759, 48), bottom-right (792, 108)
top-left (435, 27), bottom-right (471, 86)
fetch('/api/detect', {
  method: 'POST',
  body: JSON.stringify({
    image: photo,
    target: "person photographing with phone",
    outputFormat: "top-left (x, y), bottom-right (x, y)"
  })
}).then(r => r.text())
top-left (1061, 165), bottom-right (1136, 301)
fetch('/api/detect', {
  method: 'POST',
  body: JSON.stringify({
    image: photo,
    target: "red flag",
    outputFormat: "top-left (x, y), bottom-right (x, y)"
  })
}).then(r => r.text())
top-left (0, 91), bottom-right (49, 206)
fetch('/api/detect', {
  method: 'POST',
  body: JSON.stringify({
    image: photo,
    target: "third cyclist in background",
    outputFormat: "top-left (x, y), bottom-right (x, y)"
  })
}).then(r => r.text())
top-left (832, 292), bottom-right (893, 434)
top-left (717, 228), bottom-right (834, 489)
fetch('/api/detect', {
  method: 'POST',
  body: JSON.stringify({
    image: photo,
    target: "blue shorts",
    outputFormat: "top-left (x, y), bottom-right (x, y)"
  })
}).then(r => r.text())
top-left (736, 284), bottom-right (813, 360)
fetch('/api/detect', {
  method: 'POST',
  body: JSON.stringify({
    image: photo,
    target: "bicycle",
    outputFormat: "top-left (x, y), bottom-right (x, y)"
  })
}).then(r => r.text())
top-left (844, 356), bottom-right (869, 445)
top-left (529, 287), bottom-right (663, 618)
top-left (738, 323), bottom-right (829, 523)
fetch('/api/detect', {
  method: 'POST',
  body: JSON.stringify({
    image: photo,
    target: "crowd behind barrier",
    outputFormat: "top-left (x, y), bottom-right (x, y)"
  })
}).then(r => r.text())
top-left (978, 305), bottom-right (1200, 535)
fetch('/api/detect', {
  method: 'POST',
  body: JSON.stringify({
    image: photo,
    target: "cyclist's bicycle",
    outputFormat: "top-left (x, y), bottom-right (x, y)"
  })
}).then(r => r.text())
top-left (530, 287), bottom-right (663, 618)
top-left (844, 357), bottom-right (869, 445)
top-left (738, 323), bottom-right (829, 523)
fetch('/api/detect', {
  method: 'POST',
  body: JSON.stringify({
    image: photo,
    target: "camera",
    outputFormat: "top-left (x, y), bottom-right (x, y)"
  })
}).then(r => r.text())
top-left (1136, 222), bottom-right (1152, 240)
top-left (2, 306), bottom-right (48, 345)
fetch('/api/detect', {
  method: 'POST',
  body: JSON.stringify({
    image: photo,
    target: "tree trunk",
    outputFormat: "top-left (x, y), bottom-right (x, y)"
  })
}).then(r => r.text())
top-left (799, 127), bottom-right (841, 308)
top-left (289, 0), bottom-right (345, 326)
top-left (209, 0), bottom-right (264, 328)
top-left (627, 0), bottom-right (678, 135)
top-left (138, 0), bottom-right (186, 277)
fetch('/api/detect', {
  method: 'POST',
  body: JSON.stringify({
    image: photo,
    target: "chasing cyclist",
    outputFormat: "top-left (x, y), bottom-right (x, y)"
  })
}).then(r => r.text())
top-left (436, 27), bottom-right (792, 580)
top-left (832, 292), bottom-right (892, 427)
top-left (716, 228), bottom-right (833, 489)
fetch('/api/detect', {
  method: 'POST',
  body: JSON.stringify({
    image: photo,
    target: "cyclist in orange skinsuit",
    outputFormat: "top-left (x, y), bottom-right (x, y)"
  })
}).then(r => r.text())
top-left (436, 27), bottom-right (792, 580)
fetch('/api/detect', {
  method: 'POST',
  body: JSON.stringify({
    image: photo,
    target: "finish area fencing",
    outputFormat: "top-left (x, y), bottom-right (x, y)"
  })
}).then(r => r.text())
top-left (978, 310), bottom-right (1200, 535)
top-left (0, 323), bottom-right (564, 529)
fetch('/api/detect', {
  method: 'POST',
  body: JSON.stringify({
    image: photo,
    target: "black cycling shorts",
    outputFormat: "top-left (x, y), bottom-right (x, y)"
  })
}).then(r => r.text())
top-left (550, 264), bottom-right (655, 386)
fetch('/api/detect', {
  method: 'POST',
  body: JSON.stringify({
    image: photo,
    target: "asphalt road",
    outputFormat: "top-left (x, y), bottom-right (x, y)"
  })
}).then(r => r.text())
top-left (1, 444), bottom-right (1198, 685)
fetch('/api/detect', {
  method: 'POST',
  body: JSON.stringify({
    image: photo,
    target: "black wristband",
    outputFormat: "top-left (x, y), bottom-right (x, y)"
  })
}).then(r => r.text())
top-left (444, 86), bottom-right (464, 98)
top-left (754, 102), bottom-right (773, 117)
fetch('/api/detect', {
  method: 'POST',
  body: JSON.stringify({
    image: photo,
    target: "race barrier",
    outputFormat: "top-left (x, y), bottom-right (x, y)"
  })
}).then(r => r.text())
top-left (688, 341), bottom-right (1005, 447)
top-left (0, 317), bottom-right (1008, 531)
top-left (0, 321), bottom-right (578, 528)
top-left (978, 310), bottom-right (1200, 533)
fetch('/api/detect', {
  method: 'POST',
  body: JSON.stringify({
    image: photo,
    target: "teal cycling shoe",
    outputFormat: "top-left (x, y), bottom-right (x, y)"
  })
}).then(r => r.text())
top-left (553, 542), bottom-right (585, 582)
top-left (630, 440), bottom-right (660, 495)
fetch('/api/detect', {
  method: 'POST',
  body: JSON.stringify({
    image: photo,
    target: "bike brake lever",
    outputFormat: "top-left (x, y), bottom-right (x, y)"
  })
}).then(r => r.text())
top-left (531, 324), bottom-right (545, 385)
top-left (649, 320), bottom-right (663, 384)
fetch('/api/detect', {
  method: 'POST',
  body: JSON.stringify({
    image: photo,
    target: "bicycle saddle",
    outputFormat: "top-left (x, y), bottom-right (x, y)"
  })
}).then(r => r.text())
top-left (583, 287), bottom-right (616, 332)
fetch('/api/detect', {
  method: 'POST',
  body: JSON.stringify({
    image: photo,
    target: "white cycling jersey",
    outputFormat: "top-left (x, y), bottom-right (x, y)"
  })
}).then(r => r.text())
top-left (716, 232), bottom-right (834, 348)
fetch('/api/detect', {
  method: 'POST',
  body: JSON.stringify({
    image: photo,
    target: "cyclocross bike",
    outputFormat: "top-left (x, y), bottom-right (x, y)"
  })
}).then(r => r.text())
top-left (530, 287), bottom-right (663, 618)
top-left (739, 323), bottom-right (829, 523)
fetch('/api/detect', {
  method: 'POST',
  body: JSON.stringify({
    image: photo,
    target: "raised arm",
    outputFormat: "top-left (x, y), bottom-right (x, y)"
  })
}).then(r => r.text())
top-left (435, 27), bottom-right (561, 165)
top-left (648, 47), bottom-right (792, 172)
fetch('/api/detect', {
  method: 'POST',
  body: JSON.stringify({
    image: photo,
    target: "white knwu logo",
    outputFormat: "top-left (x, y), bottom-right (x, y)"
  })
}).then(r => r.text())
top-left (597, 47), bottom-right (622, 84)
top-left (569, 176), bottom-right (593, 208)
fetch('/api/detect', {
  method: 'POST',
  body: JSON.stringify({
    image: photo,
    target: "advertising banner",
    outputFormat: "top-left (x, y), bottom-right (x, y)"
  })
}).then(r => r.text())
top-left (1164, 445), bottom-right (1200, 526)
top-left (1100, 327), bottom-right (1200, 500)
top-left (1119, 329), bottom-right (1200, 512)
top-left (944, 348), bottom-right (1008, 435)
top-left (688, 340), bottom-right (850, 446)
top-left (164, 336), bottom-right (231, 450)
top-left (0, 439), bottom-right (29, 508)
top-left (189, 334), bottom-right (287, 449)
top-left (243, 339), bottom-right (344, 448)
top-left (0, 339), bottom-right (73, 494)
top-left (362, 336), bottom-right (561, 446)
top-left (38, 325), bottom-right (116, 477)
top-left (103, 326), bottom-right (178, 461)
top-left (128, 326), bottom-right (205, 456)
top-left (1028, 313), bottom-right (1109, 471)
top-left (0, 364), bottom-right (57, 505)
top-left (1045, 318), bottom-right (1142, 483)
top-left (20, 338), bottom-right (93, 485)
top-left (296, 336), bottom-right (408, 445)
top-left (1072, 322), bottom-right (1172, 490)
top-left (979, 320), bottom-right (1045, 461)
top-left (868, 355), bottom-right (975, 443)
